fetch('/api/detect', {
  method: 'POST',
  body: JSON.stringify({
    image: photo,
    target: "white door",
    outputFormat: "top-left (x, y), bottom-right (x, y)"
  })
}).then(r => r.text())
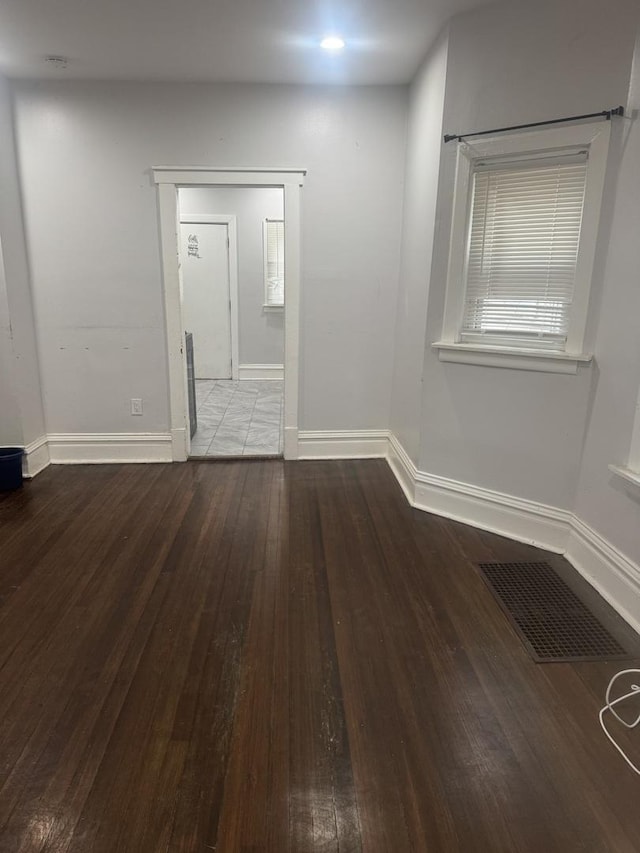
top-left (180, 222), bottom-right (231, 379)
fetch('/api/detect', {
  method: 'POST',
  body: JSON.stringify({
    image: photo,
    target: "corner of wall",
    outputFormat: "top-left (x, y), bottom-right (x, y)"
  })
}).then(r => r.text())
top-left (0, 76), bottom-right (47, 453)
top-left (388, 27), bottom-right (450, 466)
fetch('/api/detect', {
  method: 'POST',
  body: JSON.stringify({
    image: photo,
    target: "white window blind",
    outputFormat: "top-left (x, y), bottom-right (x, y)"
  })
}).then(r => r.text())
top-left (461, 154), bottom-right (588, 349)
top-left (264, 219), bottom-right (284, 306)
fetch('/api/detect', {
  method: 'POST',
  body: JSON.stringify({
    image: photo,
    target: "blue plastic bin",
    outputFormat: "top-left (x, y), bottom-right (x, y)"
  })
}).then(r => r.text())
top-left (0, 447), bottom-right (24, 490)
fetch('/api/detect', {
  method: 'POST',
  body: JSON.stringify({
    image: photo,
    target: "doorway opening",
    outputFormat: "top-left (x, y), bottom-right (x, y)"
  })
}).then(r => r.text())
top-left (153, 167), bottom-right (306, 462)
top-left (179, 187), bottom-right (284, 457)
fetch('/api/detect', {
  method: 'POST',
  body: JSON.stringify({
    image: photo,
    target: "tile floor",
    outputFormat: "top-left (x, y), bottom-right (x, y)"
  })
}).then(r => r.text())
top-left (190, 379), bottom-right (283, 457)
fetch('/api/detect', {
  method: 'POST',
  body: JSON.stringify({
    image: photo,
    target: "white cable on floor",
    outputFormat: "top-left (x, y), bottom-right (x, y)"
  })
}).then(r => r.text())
top-left (599, 668), bottom-right (640, 776)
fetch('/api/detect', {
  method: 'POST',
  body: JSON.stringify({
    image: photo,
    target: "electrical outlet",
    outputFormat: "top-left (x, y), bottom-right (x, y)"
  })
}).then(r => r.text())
top-left (131, 398), bottom-right (143, 416)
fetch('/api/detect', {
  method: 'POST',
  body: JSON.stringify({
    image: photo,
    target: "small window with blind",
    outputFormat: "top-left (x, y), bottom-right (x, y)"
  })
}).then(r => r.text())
top-left (263, 219), bottom-right (285, 310)
top-left (435, 122), bottom-right (611, 373)
top-left (462, 153), bottom-right (587, 348)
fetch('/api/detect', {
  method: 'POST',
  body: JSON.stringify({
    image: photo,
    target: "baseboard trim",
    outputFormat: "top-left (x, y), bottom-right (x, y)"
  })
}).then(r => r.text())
top-left (283, 426), bottom-right (299, 460)
top-left (413, 467), bottom-right (570, 555)
top-left (387, 431), bottom-right (640, 636)
top-left (298, 430), bottom-right (389, 460)
top-left (47, 433), bottom-right (173, 464)
top-left (388, 433), bottom-right (569, 552)
top-left (23, 435), bottom-right (50, 478)
top-left (171, 427), bottom-right (188, 462)
top-left (566, 517), bottom-right (640, 636)
top-left (387, 432), bottom-right (418, 505)
top-left (238, 364), bottom-right (284, 380)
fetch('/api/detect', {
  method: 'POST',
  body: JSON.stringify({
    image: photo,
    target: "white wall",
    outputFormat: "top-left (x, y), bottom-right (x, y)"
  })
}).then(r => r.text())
top-left (408, 0), bottom-right (637, 509)
top-left (572, 23), bottom-right (640, 564)
top-left (179, 187), bottom-right (284, 367)
top-left (0, 77), bottom-right (45, 447)
top-left (389, 30), bottom-right (448, 464)
top-left (0, 236), bottom-right (22, 446)
top-left (13, 82), bottom-right (407, 435)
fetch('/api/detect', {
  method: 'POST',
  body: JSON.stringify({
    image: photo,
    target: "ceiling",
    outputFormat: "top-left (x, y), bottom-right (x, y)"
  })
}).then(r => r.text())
top-left (0, 0), bottom-right (494, 86)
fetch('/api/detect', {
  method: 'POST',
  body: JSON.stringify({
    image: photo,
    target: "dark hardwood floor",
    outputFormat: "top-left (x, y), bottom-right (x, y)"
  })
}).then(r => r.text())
top-left (1, 459), bottom-right (639, 852)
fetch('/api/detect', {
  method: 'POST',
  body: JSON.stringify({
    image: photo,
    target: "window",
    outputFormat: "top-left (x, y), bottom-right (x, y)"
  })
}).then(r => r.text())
top-left (263, 219), bottom-right (284, 309)
top-left (434, 122), bottom-right (611, 373)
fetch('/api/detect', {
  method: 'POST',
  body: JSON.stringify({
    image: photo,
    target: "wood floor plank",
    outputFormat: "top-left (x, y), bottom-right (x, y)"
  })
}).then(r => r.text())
top-left (214, 461), bottom-right (291, 851)
top-left (286, 463), bottom-right (361, 853)
top-left (0, 459), bottom-right (639, 852)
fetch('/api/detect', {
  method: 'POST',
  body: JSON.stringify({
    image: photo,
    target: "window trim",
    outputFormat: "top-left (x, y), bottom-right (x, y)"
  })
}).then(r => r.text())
top-left (609, 386), bottom-right (640, 489)
top-left (433, 121), bottom-right (611, 373)
top-left (263, 218), bottom-right (285, 310)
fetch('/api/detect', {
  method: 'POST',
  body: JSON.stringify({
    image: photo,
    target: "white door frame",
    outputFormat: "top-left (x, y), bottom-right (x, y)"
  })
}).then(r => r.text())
top-left (153, 166), bottom-right (306, 462)
top-left (179, 213), bottom-right (239, 382)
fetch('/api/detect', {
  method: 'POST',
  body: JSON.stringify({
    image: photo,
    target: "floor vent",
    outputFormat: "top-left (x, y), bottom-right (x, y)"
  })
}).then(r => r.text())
top-left (477, 561), bottom-right (631, 663)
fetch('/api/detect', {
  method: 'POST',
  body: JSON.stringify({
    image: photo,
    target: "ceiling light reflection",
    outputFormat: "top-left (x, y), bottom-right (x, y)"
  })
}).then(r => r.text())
top-left (320, 36), bottom-right (345, 51)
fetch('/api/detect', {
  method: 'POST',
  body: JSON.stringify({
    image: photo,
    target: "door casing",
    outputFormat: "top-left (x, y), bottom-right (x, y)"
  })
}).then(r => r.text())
top-left (153, 167), bottom-right (306, 462)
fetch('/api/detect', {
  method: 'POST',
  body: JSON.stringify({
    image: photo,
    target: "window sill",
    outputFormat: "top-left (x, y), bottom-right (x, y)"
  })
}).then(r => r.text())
top-left (431, 341), bottom-right (593, 374)
top-left (609, 465), bottom-right (640, 490)
top-left (262, 304), bottom-right (284, 313)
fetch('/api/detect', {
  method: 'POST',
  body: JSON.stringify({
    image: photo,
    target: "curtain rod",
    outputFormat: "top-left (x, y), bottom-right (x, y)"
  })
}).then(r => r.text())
top-left (443, 106), bottom-right (624, 144)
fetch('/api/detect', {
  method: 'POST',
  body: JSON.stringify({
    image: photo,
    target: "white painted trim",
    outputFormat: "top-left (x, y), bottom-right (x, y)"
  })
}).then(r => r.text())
top-left (47, 433), bottom-right (173, 464)
top-left (238, 364), bottom-right (284, 380)
top-left (432, 341), bottom-right (592, 374)
top-left (171, 427), bottom-right (188, 462)
top-left (566, 517), bottom-right (640, 636)
top-left (565, 123), bottom-right (611, 352)
top-left (614, 383), bottom-right (640, 480)
top-left (629, 385), bottom-right (640, 471)
top-left (156, 183), bottom-right (188, 463)
top-left (387, 434), bottom-right (570, 552)
top-left (386, 432), bottom-right (640, 637)
top-left (412, 470), bottom-right (570, 553)
top-left (22, 435), bottom-right (50, 478)
top-left (155, 168), bottom-right (304, 461)
top-left (283, 426), bottom-right (299, 459)
top-left (387, 432), bottom-right (418, 505)
top-left (608, 465), bottom-right (640, 489)
top-left (298, 430), bottom-right (389, 460)
top-left (283, 182), bottom-right (301, 461)
top-left (179, 213), bottom-right (239, 383)
top-left (153, 167), bottom-right (306, 186)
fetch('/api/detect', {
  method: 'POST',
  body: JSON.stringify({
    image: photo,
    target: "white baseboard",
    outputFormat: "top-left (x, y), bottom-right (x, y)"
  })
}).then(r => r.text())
top-left (238, 364), bottom-right (284, 380)
top-left (566, 517), bottom-right (640, 636)
top-left (171, 427), bottom-right (188, 462)
top-left (413, 471), bottom-right (570, 553)
top-left (387, 432), bottom-right (418, 504)
top-left (47, 433), bottom-right (173, 464)
top-left (388, 433), bottom-right (569, 552)
top-left (298, 430), bottom-right (389, 460)
top-left (387, 431), bottom-right (640, 636)
top-left (283, 426), bottom-right (298, 460)
top-left (23, 435), bottom-right (50, 478)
